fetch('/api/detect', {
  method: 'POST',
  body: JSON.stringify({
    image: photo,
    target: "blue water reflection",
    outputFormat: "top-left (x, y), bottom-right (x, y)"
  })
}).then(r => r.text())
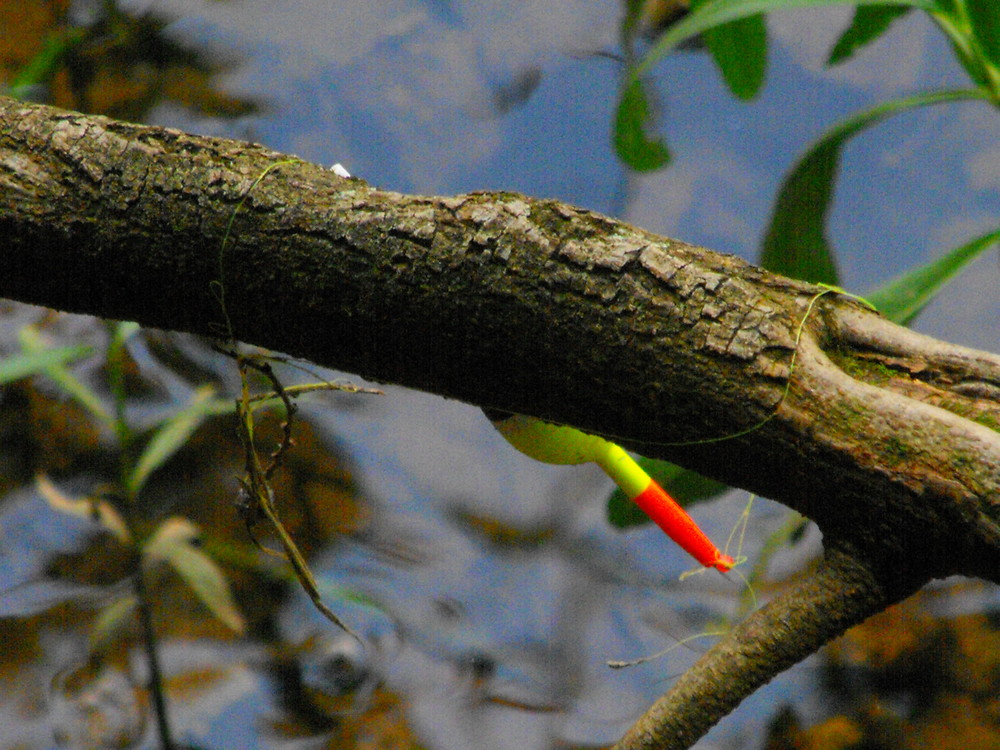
top-left (7, 0), bottom-right (1000, 748)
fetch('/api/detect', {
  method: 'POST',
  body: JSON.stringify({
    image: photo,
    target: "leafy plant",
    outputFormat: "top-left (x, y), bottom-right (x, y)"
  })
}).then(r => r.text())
top-left (608, 0), bottom-right (1000, 527)
top-left (19, 322), bottom-right (239, 749)
top-left (12, 320), bottom-right (381, 749)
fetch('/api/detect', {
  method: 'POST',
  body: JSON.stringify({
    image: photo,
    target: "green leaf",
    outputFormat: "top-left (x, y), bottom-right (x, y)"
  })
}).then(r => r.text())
top-left (923, 4), bottom-right (994, 90)
top-left (128, 384), bottom-right (230, 496)
top-left (7, 28), bottom-right (85, 100)
top-left (614, 77), bottom-right (671, 171)
top-left (828, 6), bottom-right (912, 65)
top-left (89, 595), bottom-right (139, 653)
top-left (144, 517), bottom-right (245, 633)
top-left (608, 457), bottom-right (729, 529)
top-left (759, 135), bottom-right (842, 283)
top-left (317, 580), bottom-right (384, 611)
top-left (966, 0), bottom-right (1000, 70)
top-left (760, 89), bottom-right (987, 284)
top-left (866, 228), bottom-right (1000, 325)
top-left (635, 0), bottom-right (938, 78)
top-left (622, 0), bottom-right (938, 172)
top-left (0, 345), bottom-right (91, 385)
top-left (608, 490), bottom-right (649, 529)
top-left (701, 11), bottom-right (768, 99)
top-left (18, 326), bottom-right (114, 429)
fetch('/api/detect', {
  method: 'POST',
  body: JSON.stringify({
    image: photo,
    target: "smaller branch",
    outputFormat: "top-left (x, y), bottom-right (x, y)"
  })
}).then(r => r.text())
top-left (613, 543), bottom-right (920, 750)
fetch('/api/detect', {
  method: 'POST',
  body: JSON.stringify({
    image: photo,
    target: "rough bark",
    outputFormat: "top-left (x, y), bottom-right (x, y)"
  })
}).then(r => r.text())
top-left (3, 96), bottom-right (1000, 747)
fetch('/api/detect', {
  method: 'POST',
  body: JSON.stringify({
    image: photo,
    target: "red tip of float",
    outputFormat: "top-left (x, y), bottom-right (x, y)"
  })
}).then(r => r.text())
top-left (712, 553), bottom-right (736, 573)
top-left (631, 480), bottom-right (735, 575)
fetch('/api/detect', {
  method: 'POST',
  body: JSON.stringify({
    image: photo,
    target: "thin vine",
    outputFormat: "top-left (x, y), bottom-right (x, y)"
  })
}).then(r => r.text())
top-left (211, 161), bottom-right (376, 641)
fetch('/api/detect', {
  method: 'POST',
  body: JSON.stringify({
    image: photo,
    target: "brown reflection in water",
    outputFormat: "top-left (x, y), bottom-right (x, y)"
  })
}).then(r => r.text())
top-left (1, 0), bottom-right (258, 121)
top-left (762, 589), bottom-right (1000, 750)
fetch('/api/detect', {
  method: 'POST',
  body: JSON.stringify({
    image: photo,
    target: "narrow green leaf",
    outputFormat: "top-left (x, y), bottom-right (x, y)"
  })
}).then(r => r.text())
top-left (828, 6), bottom-right (912, 65)
top-left (701, 12), bottom-right (768, 99)
top-left (623, 0), bottom-right (938, 171)
top-left (128, 384), bottom-right (228, 496)
top-left (635, 0), bottom-right (937, 78)
top-left (759, 134), bottom-right (841, 283)
top-left (966, 0), bottom-right (1000, 69)
top-left (90, 595), bottom-right (139, 653)
top-left (760, 89), bottom-right (987, 283)
top-left (608, 489), bottom-right (650, 529)
top-left (867, 228), bottom-right (1000, 325)
top-left (18, 326), bottom-right (114, 429)
top-left (608, 457), bottom-right (729, 529)
top-left (167, 543), bottom-right (246, 634)
top-left (0, 345), bottom-right (91, 385)
top-left (144, 518), bottom-right (245, 633)
top-left (317, 580), bottom-right (384, 611)
top-left (7, 28), bottom-right (85, 100)
top-left (105, 321), bottom-right (142, 442)
top-left (614, 77), bottom-right (671, 171)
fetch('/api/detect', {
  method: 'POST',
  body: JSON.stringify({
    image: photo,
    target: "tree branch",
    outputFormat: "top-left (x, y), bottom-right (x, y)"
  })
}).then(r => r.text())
top-left (3, 96), bottom-right (1000, 746)
top-left (615, 542), bottom-right (918, 750)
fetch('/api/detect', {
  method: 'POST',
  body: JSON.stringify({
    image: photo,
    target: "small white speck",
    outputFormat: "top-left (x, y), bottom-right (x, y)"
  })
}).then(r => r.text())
top-left (331, 163), bottom-right (351, 178)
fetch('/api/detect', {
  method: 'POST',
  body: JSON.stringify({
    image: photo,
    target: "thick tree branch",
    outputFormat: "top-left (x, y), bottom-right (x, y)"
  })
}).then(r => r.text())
top-left (3, 96), bottom-right (1000, 746)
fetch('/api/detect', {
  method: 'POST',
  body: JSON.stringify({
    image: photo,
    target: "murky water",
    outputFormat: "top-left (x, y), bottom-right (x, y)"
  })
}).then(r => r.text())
top-left (2, 2), bottom-right (999, 749)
